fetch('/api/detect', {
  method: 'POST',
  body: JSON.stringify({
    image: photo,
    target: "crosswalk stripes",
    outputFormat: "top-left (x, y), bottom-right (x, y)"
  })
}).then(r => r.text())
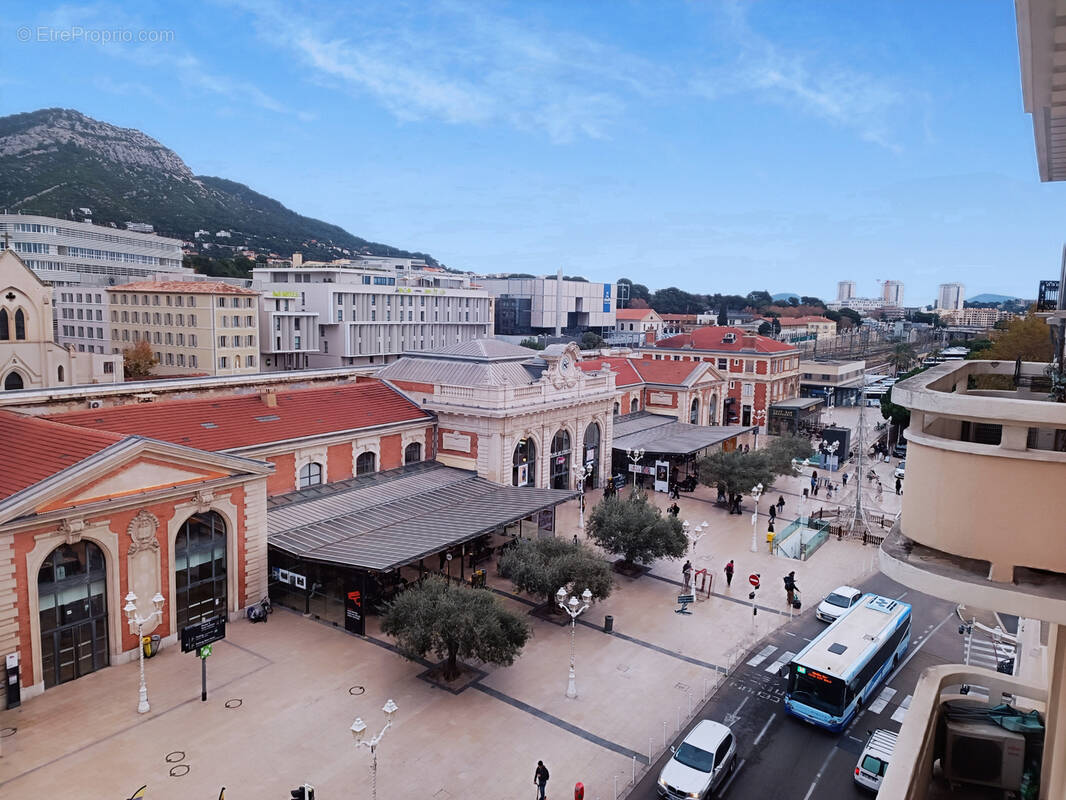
top-left (966, 639), bottom-right (1015, 671)
top-left (867, 686), bottom-right (897, 714)
top-left (765, 651), bottom-right (796, 674)
top-left (746, 644), bottom-right (777, 668)
top-left (890, 694), bottom-right (912, 724)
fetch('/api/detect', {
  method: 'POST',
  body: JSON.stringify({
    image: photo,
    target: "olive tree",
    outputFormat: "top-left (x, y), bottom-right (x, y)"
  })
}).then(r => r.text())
top-left (586, 493), bottom-right (687, 568)
top-left (498, 537), bottom-right (613, 610)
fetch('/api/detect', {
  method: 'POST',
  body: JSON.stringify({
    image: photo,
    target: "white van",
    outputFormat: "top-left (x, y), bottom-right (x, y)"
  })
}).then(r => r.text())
top-left (854, 728), bottom-right (897, 791)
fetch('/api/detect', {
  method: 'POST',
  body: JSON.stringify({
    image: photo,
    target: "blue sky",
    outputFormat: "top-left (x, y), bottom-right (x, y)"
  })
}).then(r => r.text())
top-left (1, 1), bottom-right (1061, 304)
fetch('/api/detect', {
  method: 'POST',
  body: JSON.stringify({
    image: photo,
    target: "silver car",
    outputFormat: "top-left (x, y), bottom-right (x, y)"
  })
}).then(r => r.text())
top-left (656, 720), bottom-right (736, 799)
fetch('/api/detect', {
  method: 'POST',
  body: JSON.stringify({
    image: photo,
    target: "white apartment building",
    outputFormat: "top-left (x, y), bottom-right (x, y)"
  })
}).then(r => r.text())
top-left (836, 280), bottom-right (856, 302)
top-left (882, 280), bottom-right (904, 306)
top-left (0, 214), bottom-right (188, 355)
top-left (478, 275), bottom-right (616, 336)
top-left (826, 296), bottom-right (885, 313)
top-left (252, 261), bottom-right (493, 368)
top-left (936, 282), bottom-right (965, 311)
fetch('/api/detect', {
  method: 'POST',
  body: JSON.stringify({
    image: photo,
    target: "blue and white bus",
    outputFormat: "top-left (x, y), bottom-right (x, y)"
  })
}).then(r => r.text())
top-left (784, 594), bottom-right (911, 732)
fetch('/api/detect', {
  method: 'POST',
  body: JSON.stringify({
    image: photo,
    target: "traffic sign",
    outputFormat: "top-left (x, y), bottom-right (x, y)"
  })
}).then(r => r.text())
top-left (749, 574), bottom-right (760, 588)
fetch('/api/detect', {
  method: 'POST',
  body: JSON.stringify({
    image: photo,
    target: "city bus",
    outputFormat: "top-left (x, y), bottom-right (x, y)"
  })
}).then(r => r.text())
top-left (784, 594), bottom-right (912, 732)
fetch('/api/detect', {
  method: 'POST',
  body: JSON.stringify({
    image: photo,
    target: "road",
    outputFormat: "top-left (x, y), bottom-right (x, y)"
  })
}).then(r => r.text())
top-left (628, 571), bottom-right (966, 800)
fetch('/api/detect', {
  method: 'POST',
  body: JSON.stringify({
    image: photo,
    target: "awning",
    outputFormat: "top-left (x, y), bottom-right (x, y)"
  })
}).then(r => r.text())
top-left (267, 461), bottom-right (578, 572)
top-left (611, 412), bottom-right (758, 457)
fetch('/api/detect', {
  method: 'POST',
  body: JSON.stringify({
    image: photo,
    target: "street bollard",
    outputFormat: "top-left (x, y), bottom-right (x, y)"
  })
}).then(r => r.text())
top-left (663, 721), bottom-right (667, 748)
top-left (613, 774), bottom-right (618, 800)
top-left (677, 706), bottom-right (681, 732)
top-left (649, 737), bottom-right (653, 764)
top-left (632, 755), bottom-right (636, 783)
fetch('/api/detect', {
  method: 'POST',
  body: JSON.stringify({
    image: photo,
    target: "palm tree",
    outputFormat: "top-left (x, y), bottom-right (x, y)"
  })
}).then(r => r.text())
top-left (887, 341), bottom-right (917, 375)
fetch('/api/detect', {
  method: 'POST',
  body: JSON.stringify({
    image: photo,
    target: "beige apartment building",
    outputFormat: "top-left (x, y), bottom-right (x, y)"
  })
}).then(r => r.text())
top-left (107, 281), bottom-right (260, 376)
top-left (936, 306), bottom-right (1016, 328)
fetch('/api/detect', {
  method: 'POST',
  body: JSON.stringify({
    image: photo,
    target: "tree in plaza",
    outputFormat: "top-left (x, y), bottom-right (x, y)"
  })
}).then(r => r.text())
top-left (696, 448), bottom-right (778, 499)
top-left (762, 435), bottom-right (815, 474)
top-left (380, 576), bottom-right (530, 681)
top-left (122, 340), bottom-right (157, 379)
top-left (586, 493), bottom-right (687, 568)
top-left (498, 537), bottom-right (613, 609)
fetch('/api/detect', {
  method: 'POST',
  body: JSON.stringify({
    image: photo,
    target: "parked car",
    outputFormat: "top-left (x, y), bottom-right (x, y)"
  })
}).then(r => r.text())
top-left (892, 442), bottom-right (907, 459)
top-left (657, 720), bottom-right (736, 799)
top-left (854, 728), bottom-right (898, 791)
top-left (816, 585), bottom-right (863, 623)
top-left (894, 461), bottom-right (906, 480)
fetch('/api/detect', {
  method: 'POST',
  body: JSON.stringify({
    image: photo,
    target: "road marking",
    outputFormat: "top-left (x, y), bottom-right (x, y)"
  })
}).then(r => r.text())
top-left (753, 714), bottom-right (776, 746)
top-left (895, 590), bottom-right (909, 600)
top-left (868, 686), bottom-right (897, 714)
top-left (733, 696), bottom-right (750, 715)
top-left (719, 758), bottom-right (745, 796)
top-left (802, 746), bottom-right (838, 800)
top-left (890, 694), bottom-right (911, 724)
top-left (746, 645), bottom-right (776, 667)
top-left (764, 651), bottom-right (796, 674)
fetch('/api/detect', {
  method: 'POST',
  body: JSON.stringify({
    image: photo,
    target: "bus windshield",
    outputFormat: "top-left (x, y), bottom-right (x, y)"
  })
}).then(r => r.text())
top-left (788, 667), bottom-right (845, 716)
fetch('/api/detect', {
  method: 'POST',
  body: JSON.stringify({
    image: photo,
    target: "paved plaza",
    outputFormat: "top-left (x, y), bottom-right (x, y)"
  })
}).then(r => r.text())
top-left (0, 440), bottom-right (902, 800)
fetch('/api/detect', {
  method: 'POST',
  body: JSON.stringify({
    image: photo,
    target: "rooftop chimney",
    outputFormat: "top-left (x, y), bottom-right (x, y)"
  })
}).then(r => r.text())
top-left (262, 388), bottom-right (278, 407)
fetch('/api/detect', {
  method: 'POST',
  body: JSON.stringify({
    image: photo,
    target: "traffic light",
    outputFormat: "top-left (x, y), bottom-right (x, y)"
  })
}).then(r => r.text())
top-left (290, 785), bottom-right (315, 800)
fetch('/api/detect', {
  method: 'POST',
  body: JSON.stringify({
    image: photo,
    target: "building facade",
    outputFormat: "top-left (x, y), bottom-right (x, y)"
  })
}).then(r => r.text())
top-left (837, 280), bottom-right (856, 302)
top-left (1, 250), bottom-right (122, 390)
top-left (479, 276), bottom-right (615, 337)
top-left (252, 262), bottom-right (492, 368)
top-left (614, 308), bottom-right (665, 340)
top-left (0, 214), bottom-right (188, 354)
top-left (882, 280), bottom-right (904, 306)
top-left (577, 356), bottom-right (726, 425)
top-left (644, 327), bottom-right (801, 425)
top-left (935, 307), bottom-right (1015, 328)
top-left (936, 282), bottom-right (965, 311)
top-left (797, 358), bottom-right (866, 405)
top-left (774, 315), bottom-right (836, 342)
top-left (107, 281), bottom-right (261, 376)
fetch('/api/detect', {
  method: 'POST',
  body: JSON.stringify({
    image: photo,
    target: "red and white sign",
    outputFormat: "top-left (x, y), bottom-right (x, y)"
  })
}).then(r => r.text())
top-left (749, 574), bottom-right (760, 588)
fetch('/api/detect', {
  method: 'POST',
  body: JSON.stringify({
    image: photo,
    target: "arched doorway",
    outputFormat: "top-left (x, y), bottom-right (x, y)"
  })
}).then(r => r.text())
top-left (550, 429), bottom-right (571, 490)
top-left (512, 438), bottom-right (536, 486)
top-left (709, 394), bottom-right (718, 425)
top-left (175, 511), bottom-right (227, 629)
top-left (630, 398), bottom-right (639, 413)
top-left (690, 398), bottom-right (700, 425)
top-left (582, 422), bottom-right (601, 489)
top-left (613, 401), bottom-right (620, 416)
top-left (404, 442), bottom-right (422, 464)
top-left (4, 371), bottom-right (24, 391)
top-left (38, 541), bottom-right (109, 689)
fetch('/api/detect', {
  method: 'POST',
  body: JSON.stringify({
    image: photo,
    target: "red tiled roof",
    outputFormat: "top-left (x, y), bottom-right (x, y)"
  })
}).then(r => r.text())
top-left (0, 410), bottom-right (123, 498)
top-left (654, 326), bottom-right (797, 354)
top-left (48, 380), bottom-right (432, 452)
top-left (577, 358), bottom-right (641, 386)
top-left (630, 359), bottom-right (714, 385)
top-left (107, 281), bottom-right (259, 295)
top-left (615, 308), bottom-right (657, 320)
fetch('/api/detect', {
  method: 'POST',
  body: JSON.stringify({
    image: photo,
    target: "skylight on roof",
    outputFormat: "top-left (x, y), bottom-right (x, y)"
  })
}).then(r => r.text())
top-left (201, 422), bottom-right (218, 429)
top-left (255, 415), bottom-right (280, 422)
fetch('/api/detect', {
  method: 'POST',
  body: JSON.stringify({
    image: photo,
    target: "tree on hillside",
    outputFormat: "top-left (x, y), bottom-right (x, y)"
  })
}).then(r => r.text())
top-left (800, 296), bottom-right (826, 309)
top-left (983, 312), bottom-right (1054, 362)
top-left (746, 290), bottom-right (774, 309)
top-left (586, 494), bottom-right (688, 568)
top-left (122, 340), bottom-right (157, 379)
top-left (651, 287), bottom-right (706, 314)
top-left (579, 331), bottom-right (607, 350)
top-left (887, 341), bottom-right (918, 375)
top-left (381, 577), bottom-right (530, 681)
top-left (717, 306), bottom-right (728, 325)
top-left (498, 537), bottom-right (613, 609)
top-left (629, 298), bottom-right (650, 309)
top-left (617, 278), bottom-right (651, 307)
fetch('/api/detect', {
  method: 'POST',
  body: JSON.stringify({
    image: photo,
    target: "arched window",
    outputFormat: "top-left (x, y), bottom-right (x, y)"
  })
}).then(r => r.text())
top-left (57, 365), bottom-right (65, 383)
top-left (14, 308), bottom-right (26, 340)
top-left (630, 398), bottom-right (639, 413)
top-left (582, 422), bottom-right (601, 489)
top-left (4, 371), bottom-right (24, 391)
top-left (512, 438), bottom-right (536, 487)
top-left (690, 398), bottom-right (700, 424)
top-left (299, 462), bottom-right (323, 488)
top-left (175, 511), bottom-right (227, 629)
top-left (404, 442), bottom-right (422, 464)
top-left (550, 429), bottom-right (571, 490)
top-left (709, 394), bottom-right (718, 425)
top-left (0, 308), bottom-right (8, 340)
top-left (356, 451), bottom-right (376, 476)
top-left (234, 354), bottom-right (241, 369)
top-left (613, 401), bottom-right (620, 415)
top-left (38, 540), bottom-right (109, 688)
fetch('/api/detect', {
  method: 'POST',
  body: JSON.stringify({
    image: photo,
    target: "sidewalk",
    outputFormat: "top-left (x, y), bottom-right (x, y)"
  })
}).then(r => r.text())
top-left (0, 484), bottom-right (879, 800)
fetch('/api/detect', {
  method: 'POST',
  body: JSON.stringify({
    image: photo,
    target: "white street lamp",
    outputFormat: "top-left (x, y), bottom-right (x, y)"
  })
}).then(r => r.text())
top-left (557, 586), bottom-right (593, 699)
top-left (351, 698), bottom-right (398, 800)
top-left (749, 483), bottom-right (764, 554)
top-left (752, 409), bottom-right (767, 449)
top-left (682, 520), bottom-right (709, 552)
top-left (626, 447), bottom-right (645, 495)
top-left (572, 462), bottom-right (593, 535)
top-left (124, 590), bottom-right (165, 714)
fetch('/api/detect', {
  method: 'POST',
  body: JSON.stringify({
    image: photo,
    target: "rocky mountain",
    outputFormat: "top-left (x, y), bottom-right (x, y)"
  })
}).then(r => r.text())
top-left (0, 108), bottom-right (437, 265)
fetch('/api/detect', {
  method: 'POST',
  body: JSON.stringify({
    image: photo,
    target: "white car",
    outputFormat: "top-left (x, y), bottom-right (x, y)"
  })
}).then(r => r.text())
top-left (893, 461), bottom-right (905, 480)
top-left (656, 720), bottom-right (736, 799)
top-left (816, 586), bottom-right (863, 623)
top-left (854, 728), bottom-right (897, 791)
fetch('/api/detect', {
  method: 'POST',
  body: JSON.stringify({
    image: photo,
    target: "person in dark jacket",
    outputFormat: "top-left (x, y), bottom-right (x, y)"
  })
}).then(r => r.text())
top-left (784, 571), bottom-right (798, 607)
top-left (534, 761), bottom-right (550, 800)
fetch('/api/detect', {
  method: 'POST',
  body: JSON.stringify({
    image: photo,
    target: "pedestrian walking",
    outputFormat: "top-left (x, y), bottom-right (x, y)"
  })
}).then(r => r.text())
top-left (724, 560), bottom-right (734, 588)
top-left (668, 501), bottom-right (680, 517)
top-left (683, 560), bottom-right (693, 588)
top-left (768, 503), bottom-right (776, 521)
top-left (783, 571), bottom-right (798, 607)
top-left (812, 482), bottom-right (819, 497)
top-left (534, 761), bottom-right (550, 800)
top-left (842, 472), bottom-right (849, 487)
top-left (895, 477), bottom-right (902, 495)
top-left (777, 496), bottom-right (785, 514)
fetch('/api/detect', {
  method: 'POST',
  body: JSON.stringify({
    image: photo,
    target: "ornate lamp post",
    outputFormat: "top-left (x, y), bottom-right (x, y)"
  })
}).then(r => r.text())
top-left (752, 409), bottom-right (767, 449)
top-left (572, 462), bottom-right (593, 535)
top-left (123, 591), bottom-right (165, 714)
top-left (749, 482), bottom-right (764, 553)
top-left (626, 447), bottom-right (645, 495)
top-left (351, 698), bottom-right (399, 800)
top-left (682, 520), bottom-right (709, 552)
top-left (556, 586), bottom-right (593, 698)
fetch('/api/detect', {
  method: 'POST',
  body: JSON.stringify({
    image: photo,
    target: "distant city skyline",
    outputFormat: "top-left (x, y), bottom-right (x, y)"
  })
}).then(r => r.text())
top-left (1, 2), bottom-right (1063, 301)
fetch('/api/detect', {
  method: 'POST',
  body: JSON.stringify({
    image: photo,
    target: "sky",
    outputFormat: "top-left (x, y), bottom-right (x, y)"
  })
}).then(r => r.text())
top-left (1, 0), bottom-right (1063, 305)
